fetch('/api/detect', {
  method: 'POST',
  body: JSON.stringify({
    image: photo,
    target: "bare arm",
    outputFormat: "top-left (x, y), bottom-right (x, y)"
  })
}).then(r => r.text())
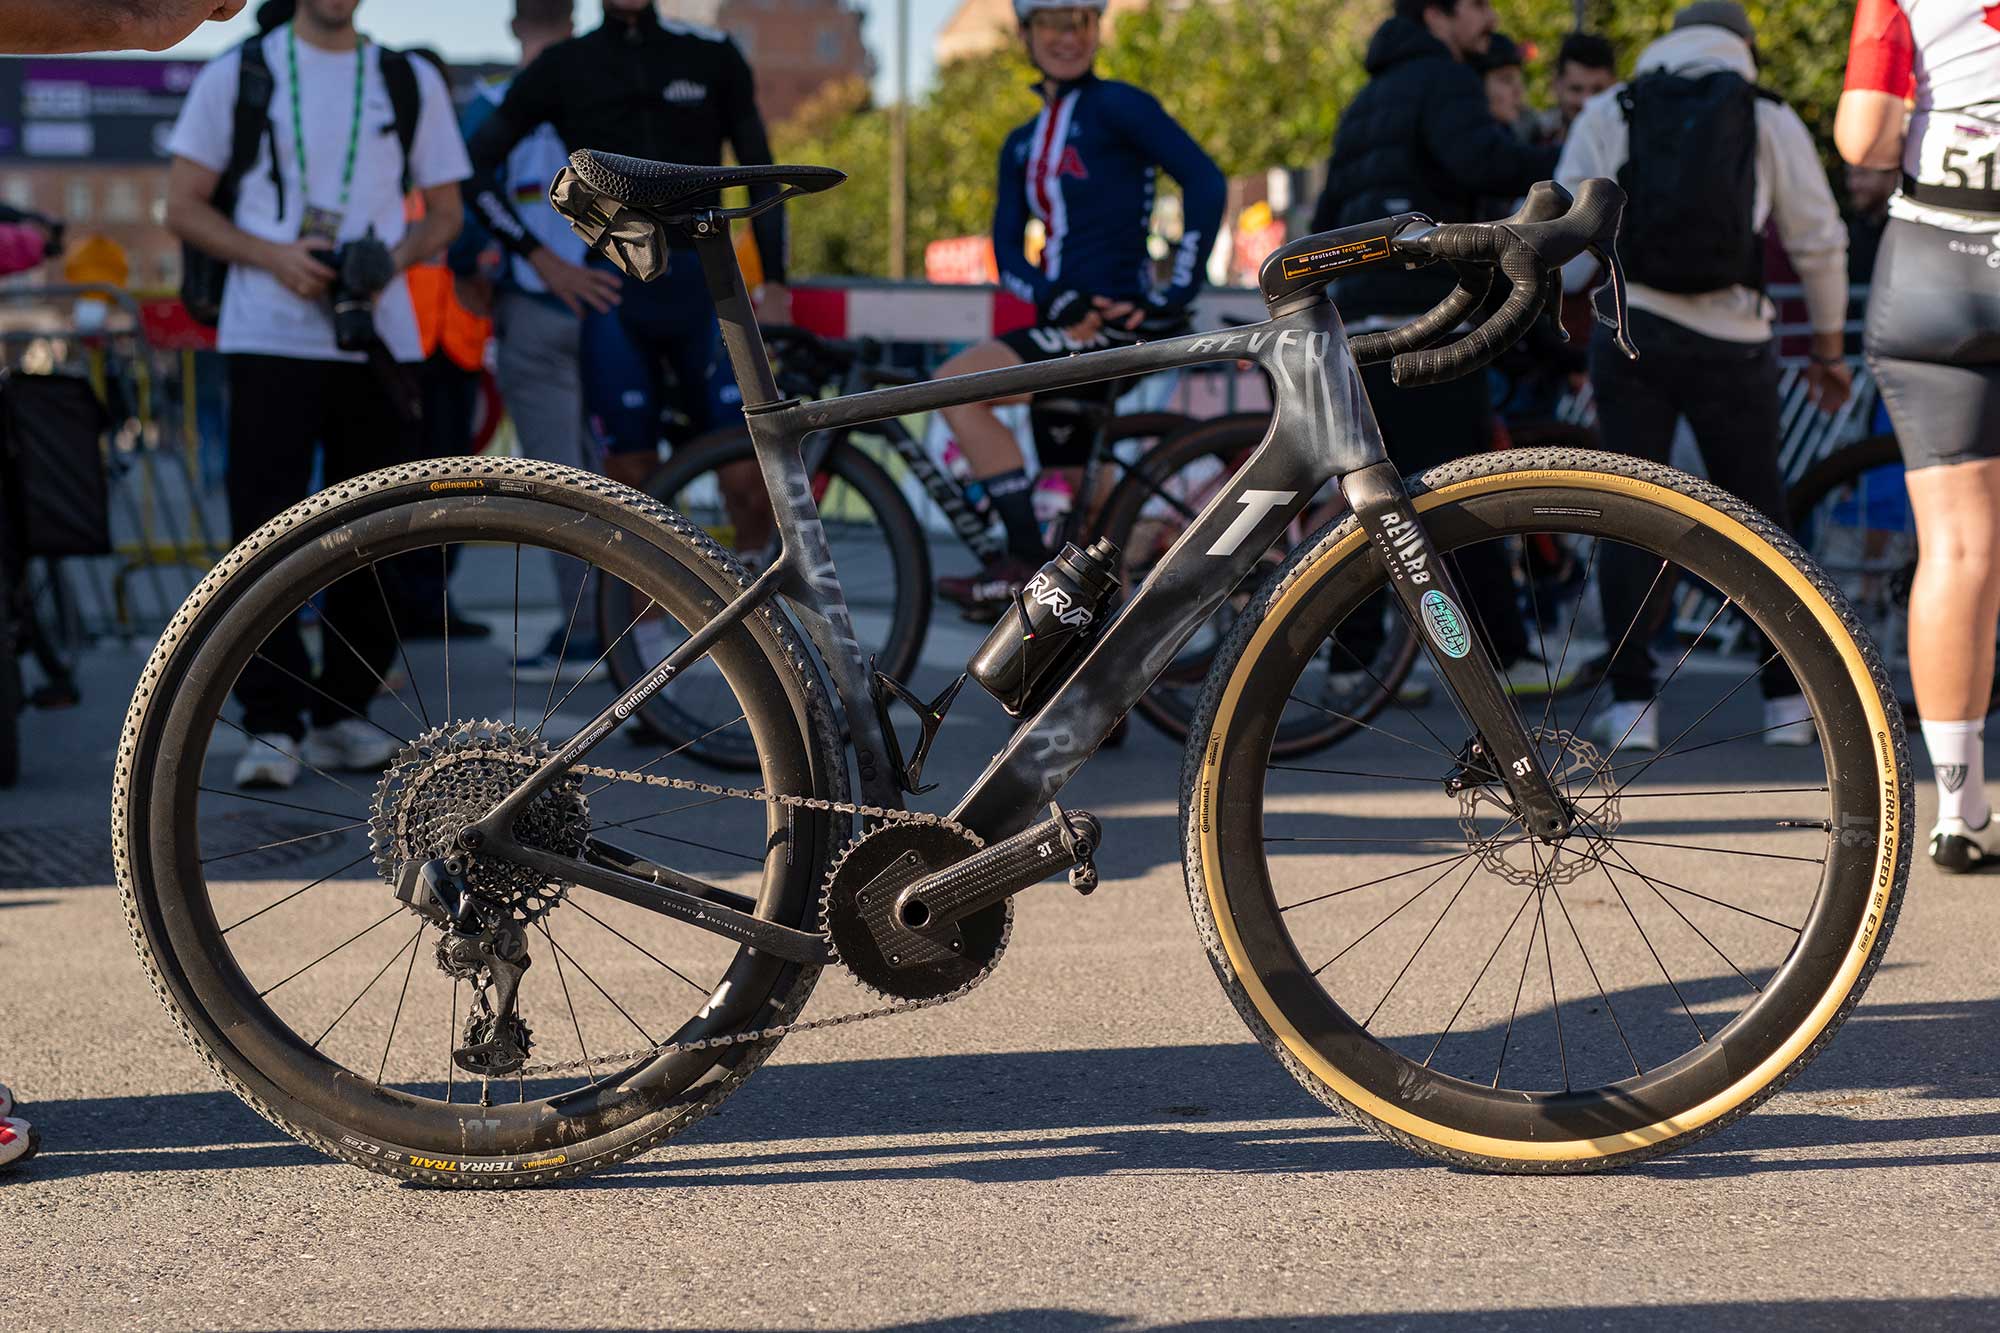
top-left (1835, 90), bottom-right (1906, 170)
top-left (0, 0), bottom-right (245, 54)
top-left (164, 154), bottom-right (335, 299)
top-left (393, 182), bottom-right (463, 273)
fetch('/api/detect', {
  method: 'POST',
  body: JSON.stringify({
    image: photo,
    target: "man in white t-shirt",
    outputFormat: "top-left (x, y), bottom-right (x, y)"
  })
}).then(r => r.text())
top-left (164, 0), bottom-right (470, 789)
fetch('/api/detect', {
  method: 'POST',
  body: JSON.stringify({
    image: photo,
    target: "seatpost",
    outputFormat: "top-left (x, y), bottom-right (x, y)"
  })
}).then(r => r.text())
top-left (690, 210), bottom-right (781, 409)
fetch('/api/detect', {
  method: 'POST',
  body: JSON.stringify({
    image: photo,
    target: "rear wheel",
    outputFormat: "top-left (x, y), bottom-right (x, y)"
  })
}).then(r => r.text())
top-left (117, 459), bottom-right (847, 1186)
top-left (1185, 448), bottom-right (1909, 1171)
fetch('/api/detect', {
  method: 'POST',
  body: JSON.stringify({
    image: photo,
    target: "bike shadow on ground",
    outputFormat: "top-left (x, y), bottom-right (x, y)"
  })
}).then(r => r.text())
top-left (17, 976), bottom-right (1997, 1187)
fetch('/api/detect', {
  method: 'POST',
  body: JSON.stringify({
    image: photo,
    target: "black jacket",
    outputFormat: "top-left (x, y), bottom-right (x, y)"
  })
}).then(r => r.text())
top-left (1311, 18), bottom-right (1557, 313)
top-left (463, 7), bottom-right (786, 283)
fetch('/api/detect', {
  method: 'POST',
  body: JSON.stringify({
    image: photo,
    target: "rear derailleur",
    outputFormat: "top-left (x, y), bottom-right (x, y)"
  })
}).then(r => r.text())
top-left (396, 859), bottom-right (534, 1077)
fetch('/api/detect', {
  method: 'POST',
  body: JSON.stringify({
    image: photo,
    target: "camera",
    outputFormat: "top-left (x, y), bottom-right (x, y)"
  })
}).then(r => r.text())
top-left (320, 231), bottom-right (397, 353)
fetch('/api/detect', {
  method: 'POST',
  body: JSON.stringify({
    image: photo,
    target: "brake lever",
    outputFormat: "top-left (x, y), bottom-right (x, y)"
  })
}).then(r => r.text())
top-left (1587, 241), bottom-right (1639, 361)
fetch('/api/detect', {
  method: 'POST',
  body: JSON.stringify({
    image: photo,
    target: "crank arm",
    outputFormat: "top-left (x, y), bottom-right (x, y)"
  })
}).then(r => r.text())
top-left (584, 837), bottom-right (758, 915)
top-left (893, 808), bottom-right (1101, 946)
top-left (500, 843), bottom-right (832, 965)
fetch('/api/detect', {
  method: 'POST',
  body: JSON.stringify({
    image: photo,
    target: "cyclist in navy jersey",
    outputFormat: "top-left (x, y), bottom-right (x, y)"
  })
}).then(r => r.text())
top-left (934, 0), bottom-right (1225, 618)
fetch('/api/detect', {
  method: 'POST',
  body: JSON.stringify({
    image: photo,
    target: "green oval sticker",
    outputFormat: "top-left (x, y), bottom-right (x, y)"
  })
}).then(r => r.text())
top-left (1420, 589), bottom-right (1470, 659)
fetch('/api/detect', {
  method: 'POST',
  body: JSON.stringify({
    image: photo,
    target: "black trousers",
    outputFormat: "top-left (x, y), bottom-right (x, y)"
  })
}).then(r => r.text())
top-left (1587, 309), bottom-right (1799, 702)
top-left (1346, 360), bottom-right (1528, 667)
top-left (226, 354), bottom-right (419, 738)
top-left (392, 353), bottom-right (481, 621)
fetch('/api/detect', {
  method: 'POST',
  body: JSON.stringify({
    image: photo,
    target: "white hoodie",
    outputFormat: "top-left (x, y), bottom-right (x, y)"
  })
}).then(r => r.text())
top-left (1555, 25), bottom-right (1849, 342)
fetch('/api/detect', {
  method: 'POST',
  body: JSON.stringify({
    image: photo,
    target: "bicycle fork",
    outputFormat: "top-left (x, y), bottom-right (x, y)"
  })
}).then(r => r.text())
top-left (1341, 462), bottom-right (1574, 841)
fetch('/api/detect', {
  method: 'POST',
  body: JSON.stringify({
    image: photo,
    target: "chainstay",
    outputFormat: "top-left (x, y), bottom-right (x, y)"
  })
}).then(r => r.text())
top-left (507, 763), bottom-right (990, 1080)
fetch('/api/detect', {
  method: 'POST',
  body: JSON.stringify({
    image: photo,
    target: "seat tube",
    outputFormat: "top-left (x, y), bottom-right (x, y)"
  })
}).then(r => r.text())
top-left (691, 220), bottom-right (780, 409)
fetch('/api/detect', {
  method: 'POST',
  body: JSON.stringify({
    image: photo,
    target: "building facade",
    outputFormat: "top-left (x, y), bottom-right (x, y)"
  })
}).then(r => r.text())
top-left (657, 0), bottom-right (873, 126)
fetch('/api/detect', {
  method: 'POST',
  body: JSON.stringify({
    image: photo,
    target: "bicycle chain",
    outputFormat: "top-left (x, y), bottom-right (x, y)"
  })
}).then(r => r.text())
top-left (502, 763), bottom-right (990, 1082)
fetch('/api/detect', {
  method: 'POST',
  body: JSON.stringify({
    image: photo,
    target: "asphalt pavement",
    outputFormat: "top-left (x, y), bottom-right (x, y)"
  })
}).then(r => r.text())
top-left (3, 538), bottom-right (1999, 1332)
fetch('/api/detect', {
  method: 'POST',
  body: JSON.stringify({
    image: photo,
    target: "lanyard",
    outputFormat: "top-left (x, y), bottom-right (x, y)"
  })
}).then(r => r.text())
top-left (286, 24), bottom-right (368, 217)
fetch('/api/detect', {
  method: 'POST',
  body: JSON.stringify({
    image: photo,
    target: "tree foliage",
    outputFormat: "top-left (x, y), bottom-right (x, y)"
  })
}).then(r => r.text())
top-left (778, 0), bottom-right (1856, 279)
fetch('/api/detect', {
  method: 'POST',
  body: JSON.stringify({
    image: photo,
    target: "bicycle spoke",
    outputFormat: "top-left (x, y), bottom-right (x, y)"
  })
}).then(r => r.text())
top-left (1326, 627), bottom-right (1463, 764)
top-left (446, 978), bottom-right (459, 1105)
top-left (1540, 536), bottom-right (1601, 737)
top-left (1589, 835), bottom-right (1765, 993)
top-left (441, 545), bottom-right (453, 723)
top-left (1562, 839), bottom-right (1804, 933)
top-left (620, 823), bottom-right (768, 866)
top-left (590, 791), bottom-right (735, 835)
top-left (249, 652), bottom-right (408, 751)
top-left (1566, 554), bottom-right (1670, 747)
top-left (371, 562), bottom-right (429, 730)
top-left (1267, 764), bottom-right (1442, 784)
top-left (259, 908), bottom-right (402, 998)
top-left (315, 606), bottom-right (426, 736)
top-left (1592, 855), bottom-right (1705, 1044)
top-left (215, 716), bottom-right (371, 804)
top-left (582, 712), bottom-right (750, 797)
top-left (198, 786), bottom-right (365, 824)
top-left (538, 568), bottom-right (592, 735)
top-left (1312, 851), bottom-right (1469, 976)
top-left (1362, 858), bottom-right (1482, 1029)
top-left (540, 920), bottom-right (654, 1046)
top-left (511, 543), bottom-right (521, 728)
top-left (570, 900), bottom-right (712, 995)
top-left (1610, 786), bottom-right (1830, 799)
top-left (1591, 835), bottom-right (1824, 866)
top-left (538, 920), bottom-right (600, 1087)
top-left (1285, 692), bottom-right (1474, 773)
top-left (201, 818), bottom-right (369, 866)
top-left (220, 850), bottom-right (375, 934)
top-left (378, 920), bottom-right (426, 1083)
top-left (1423, 881), bottom-right (1539, 1069)
top-left (315, 926), bottom-right (423, 1049)
top-left (1537, 868), bottom-right (1567, 1092)
top-left (1492, 887), bottom-right (1545, 1090)
top-left (536, 594), bottom-right (658, 741)
top-left (1549, 879), bottom-right (1643, 1077)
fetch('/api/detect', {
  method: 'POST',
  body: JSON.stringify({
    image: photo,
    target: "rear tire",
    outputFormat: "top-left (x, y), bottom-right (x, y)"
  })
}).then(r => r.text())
top-left (116, 458), bottom-right (848, 1186)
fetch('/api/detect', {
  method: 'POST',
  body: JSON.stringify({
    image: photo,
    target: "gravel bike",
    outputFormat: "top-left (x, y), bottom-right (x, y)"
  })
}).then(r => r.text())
top-left (116, 154), bottom-right (1910, 1184)
top-left (605, 324), bottom-right (1188, 768)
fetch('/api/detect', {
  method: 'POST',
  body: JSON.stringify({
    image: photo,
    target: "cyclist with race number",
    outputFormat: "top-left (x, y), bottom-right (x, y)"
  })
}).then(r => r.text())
top-left (932, 0), bottom-right (1225, 620)
top-left (1839, 0), bottom-right (2000, 871)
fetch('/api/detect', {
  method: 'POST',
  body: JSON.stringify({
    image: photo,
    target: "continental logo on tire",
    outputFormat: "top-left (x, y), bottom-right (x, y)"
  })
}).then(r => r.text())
top-left (1420, 589), bottom-right (1470, 659)
top-left (429, 479), bottom-right (486, 493)
top-left (520, 1154), bottom-right (567, 1170)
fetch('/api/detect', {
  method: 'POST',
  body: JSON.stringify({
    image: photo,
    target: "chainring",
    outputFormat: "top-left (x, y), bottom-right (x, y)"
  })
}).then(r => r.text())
top-left (821, 822), bottom-right (1009, 1001)
top-left (371, 720), bottom-right (590, 924)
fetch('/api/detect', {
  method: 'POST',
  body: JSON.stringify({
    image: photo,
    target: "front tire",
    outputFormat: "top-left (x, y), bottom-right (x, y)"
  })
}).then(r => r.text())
top-left (1183, 448), bottom-right (1910, 1171)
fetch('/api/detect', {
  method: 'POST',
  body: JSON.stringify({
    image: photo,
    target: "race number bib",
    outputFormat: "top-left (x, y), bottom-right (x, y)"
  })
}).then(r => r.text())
top-left (1910, 104), bottom-right (2000, 193)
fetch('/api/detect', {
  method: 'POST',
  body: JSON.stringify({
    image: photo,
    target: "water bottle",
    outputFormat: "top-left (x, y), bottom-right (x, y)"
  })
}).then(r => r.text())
top-left (967, 538), bottom-right (1122, 716)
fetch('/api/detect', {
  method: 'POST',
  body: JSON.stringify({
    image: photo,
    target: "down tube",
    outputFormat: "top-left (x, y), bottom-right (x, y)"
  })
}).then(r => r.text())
top-left (949, 299), bottom-right (1391, 841)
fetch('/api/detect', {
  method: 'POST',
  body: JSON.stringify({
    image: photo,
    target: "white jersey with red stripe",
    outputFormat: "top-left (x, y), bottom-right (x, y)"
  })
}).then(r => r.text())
top-left (1846, 0), bottom-right (2000, 231)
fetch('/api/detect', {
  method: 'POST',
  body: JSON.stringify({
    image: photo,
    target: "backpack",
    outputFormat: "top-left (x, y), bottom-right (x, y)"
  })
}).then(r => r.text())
top-left (180, 34), bottom-right (421, 327)
top-left (1616, 69), bottom-right (1779, 295)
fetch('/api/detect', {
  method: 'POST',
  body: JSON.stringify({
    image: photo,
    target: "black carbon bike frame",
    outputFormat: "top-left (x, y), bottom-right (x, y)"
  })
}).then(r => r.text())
top-left (466, 224), bottom-right (1579, 965)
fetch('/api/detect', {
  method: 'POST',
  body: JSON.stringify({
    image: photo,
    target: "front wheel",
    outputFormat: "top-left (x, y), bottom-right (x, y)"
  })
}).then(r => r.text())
top-left (1183, 448), bottom-right (1909, 1172)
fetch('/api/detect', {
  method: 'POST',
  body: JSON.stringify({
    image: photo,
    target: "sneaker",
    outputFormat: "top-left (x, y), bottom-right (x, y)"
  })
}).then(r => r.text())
top-left (1591, 699), bottom-right (1659, 753)
top-left (233, 732), bottom-right (302, 790)
top-left (515, 635), bottom-right (607, 684)
top-left (302, 719), bottom-right (402, 773)
top-left (0, 1082), bottom-right (14, 1118)
top-left (0, 1114), bottom-right (36, 1172)
top-left (400, 611), bottom-right (494, 641)
top-left (1763, 694), bottom-right (1816, 747)
top-left (937, 556), bottom-right (1039, 624)
top-left (1500, 653), bottom-right (1580, 698)
top-left (1930, 815), bottom-right (1993, 874)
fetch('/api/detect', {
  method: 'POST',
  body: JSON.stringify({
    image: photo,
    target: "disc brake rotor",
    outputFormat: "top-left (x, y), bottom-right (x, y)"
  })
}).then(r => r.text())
top-left (1457, 726), bottom-right (1620, 887)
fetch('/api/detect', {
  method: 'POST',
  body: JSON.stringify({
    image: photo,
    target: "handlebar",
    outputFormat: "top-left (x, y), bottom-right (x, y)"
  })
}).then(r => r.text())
top-left (1259, 177), bottom-right (1638, 390)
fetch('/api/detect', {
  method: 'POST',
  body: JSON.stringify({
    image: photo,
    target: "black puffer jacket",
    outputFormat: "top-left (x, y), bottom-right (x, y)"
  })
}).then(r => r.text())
top-left (1311, 18), bottom-right (1558, 313)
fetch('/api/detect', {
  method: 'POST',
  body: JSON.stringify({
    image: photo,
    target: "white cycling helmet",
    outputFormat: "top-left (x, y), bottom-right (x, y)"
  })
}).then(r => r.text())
top-left (1015, 0), bottom-right (1108, 19)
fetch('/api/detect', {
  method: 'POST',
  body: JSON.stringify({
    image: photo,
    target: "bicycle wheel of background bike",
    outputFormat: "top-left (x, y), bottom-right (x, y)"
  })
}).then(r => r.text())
top-left (116, 459), bottom-right (847, 1186)
top-left (1100, 413), bottom-right (1418, 756)
top-left (612, 427), bottom-right (930, 770)
top-left (1183, 448), bottom-right (1909, 1172)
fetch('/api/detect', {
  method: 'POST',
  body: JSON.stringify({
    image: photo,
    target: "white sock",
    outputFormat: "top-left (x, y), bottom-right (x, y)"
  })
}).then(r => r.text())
top-left (1920, 717), bottom-right (1990, 828)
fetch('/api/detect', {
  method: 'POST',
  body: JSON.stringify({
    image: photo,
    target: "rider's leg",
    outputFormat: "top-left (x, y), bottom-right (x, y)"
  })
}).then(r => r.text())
top-left (1904, 460), bottom-right (2000, 833)
top-left (580, 257), bottom-right (664, 492)
top-left (937, 339), bottom-right (1043, 562)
